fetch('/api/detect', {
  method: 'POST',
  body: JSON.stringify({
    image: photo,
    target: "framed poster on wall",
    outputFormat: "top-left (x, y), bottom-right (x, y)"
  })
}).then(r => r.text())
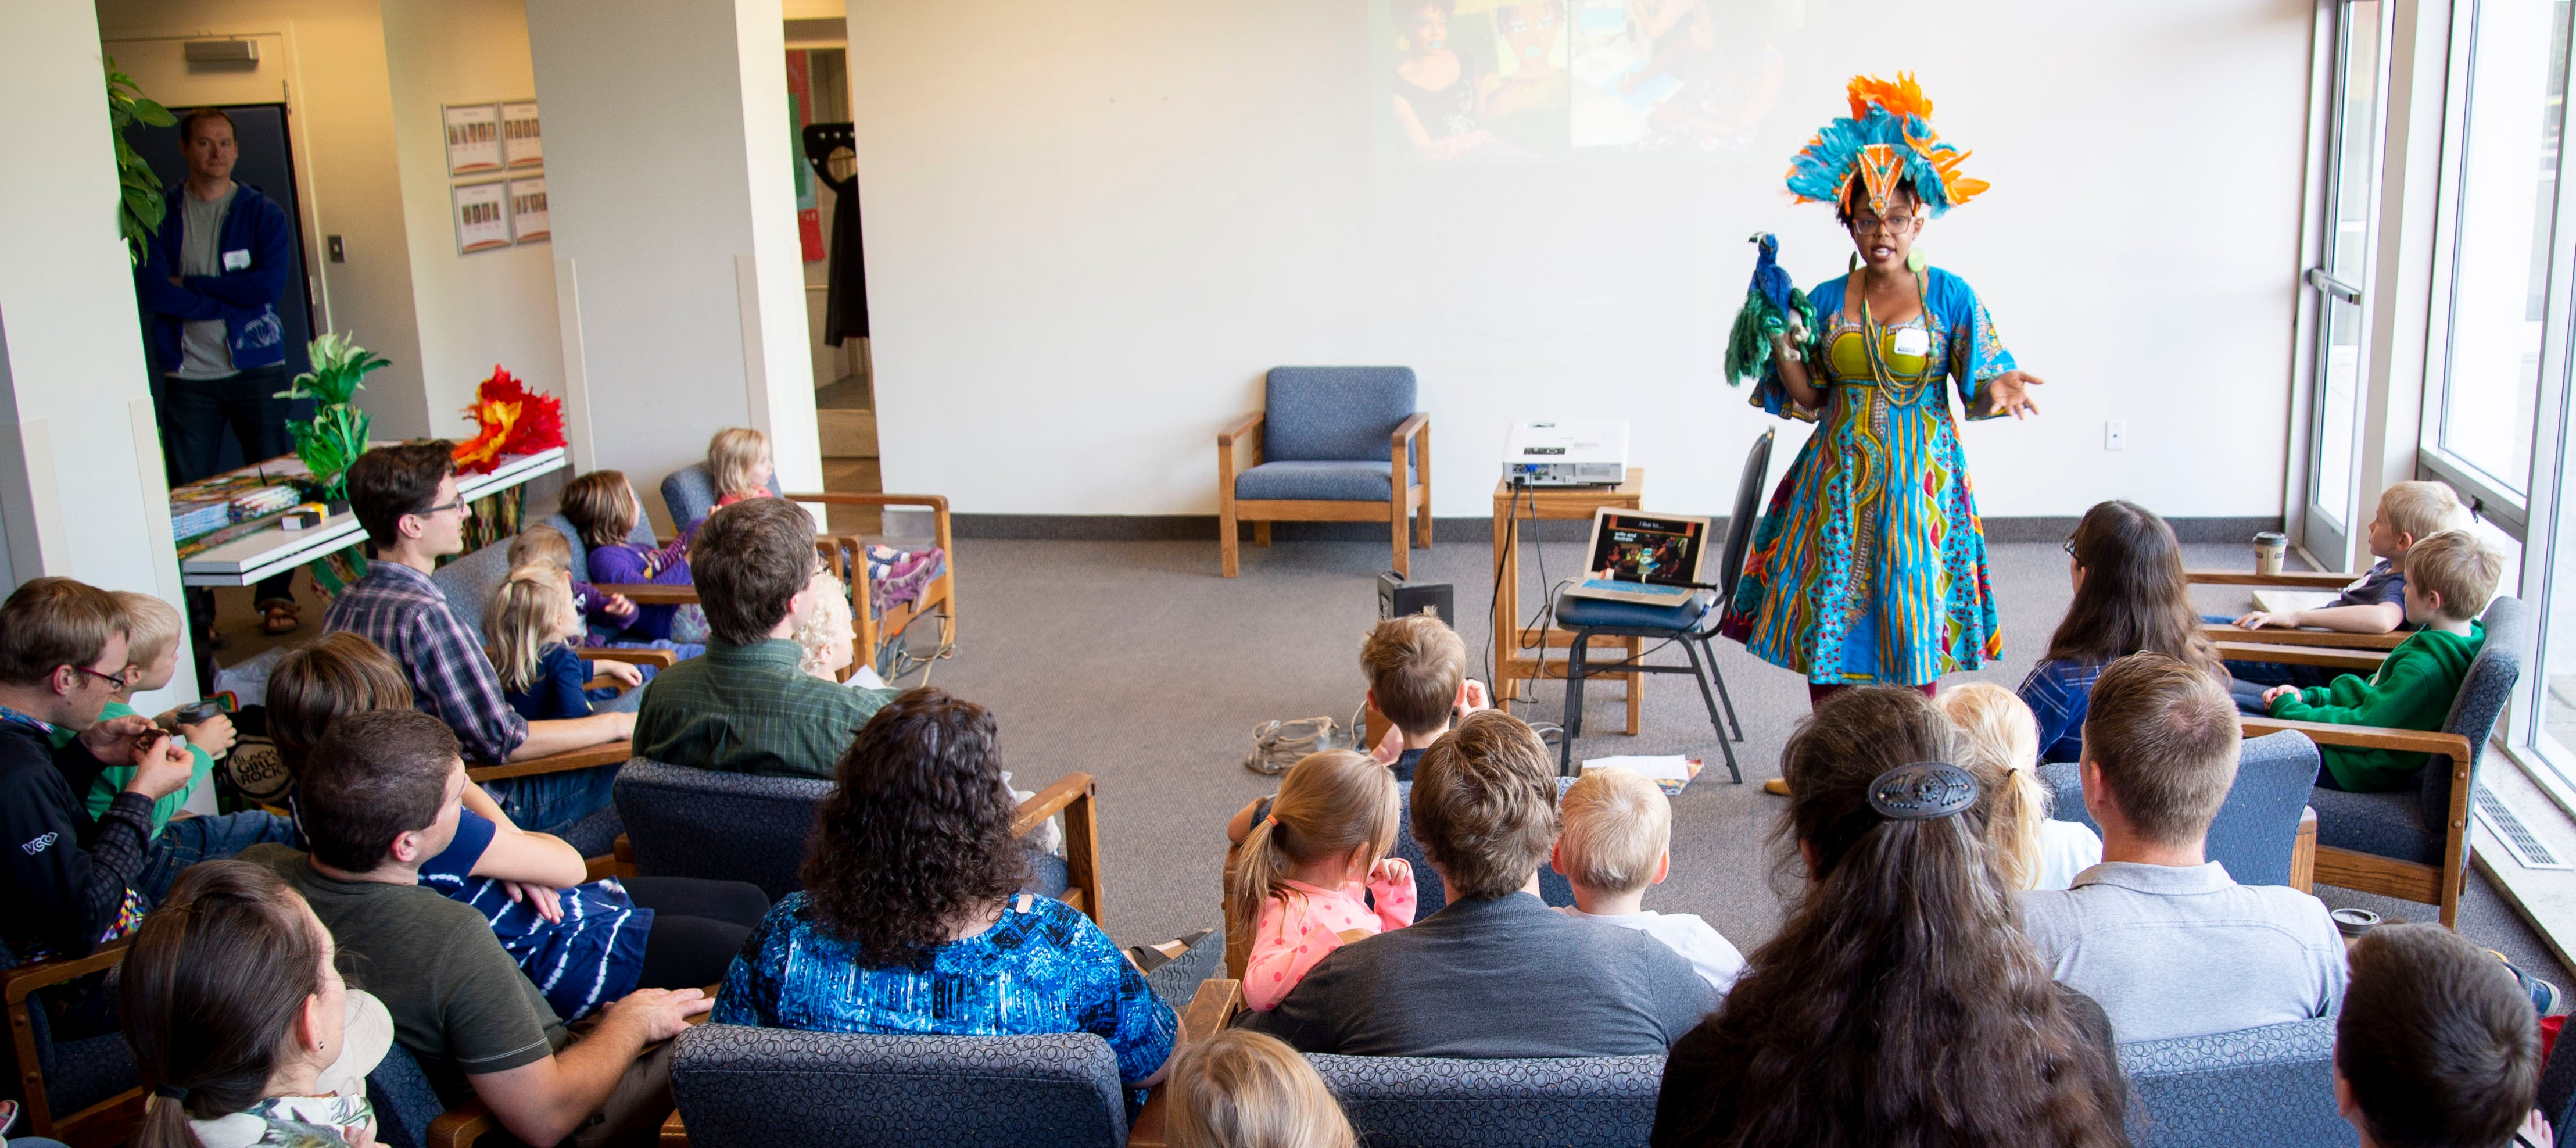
top-left (508, 177), bottom-right (549, 243)
top-left (443, 103), bottom-right (501, 174)
top-left (453, 180), bottom-right (510, 252)
top-left (501, 101), bottom-right (542, 168)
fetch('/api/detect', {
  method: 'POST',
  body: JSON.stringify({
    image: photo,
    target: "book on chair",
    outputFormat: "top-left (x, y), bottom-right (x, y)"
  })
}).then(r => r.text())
top-left (1563, 509), bottom-right (1712, 606)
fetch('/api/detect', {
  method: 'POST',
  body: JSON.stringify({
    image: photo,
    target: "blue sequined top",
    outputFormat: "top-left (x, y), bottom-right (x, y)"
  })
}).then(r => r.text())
top-left (712, 890), bottom-right (1178, 1086)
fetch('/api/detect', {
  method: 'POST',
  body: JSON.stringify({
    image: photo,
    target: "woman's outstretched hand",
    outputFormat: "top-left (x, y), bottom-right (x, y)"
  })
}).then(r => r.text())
top-left (1980, 370), bottom-right (2045, 419)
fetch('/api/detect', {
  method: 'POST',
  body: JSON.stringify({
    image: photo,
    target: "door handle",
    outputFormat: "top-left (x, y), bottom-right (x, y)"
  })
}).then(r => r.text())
top-left (2305, 267), bottom-right (2363, 303)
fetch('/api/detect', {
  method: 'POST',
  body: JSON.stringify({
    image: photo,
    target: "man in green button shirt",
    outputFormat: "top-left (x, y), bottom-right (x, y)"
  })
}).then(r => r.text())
top-left (632, 498), bottom-right (898, 778)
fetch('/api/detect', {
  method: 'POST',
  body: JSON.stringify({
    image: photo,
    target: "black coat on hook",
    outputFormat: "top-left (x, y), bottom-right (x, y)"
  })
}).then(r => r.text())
top-left (802, 122), bottom-right (869, 344)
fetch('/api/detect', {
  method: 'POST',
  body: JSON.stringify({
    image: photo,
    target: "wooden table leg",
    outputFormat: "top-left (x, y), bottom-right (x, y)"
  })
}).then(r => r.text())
top-left (1625, 635), bottom-right (1642, 735)
top-left (1493, 501), bottom-right (1520, 709)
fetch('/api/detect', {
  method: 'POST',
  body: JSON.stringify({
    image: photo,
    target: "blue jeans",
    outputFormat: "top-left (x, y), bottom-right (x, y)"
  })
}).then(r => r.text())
top-left (486, 763), bottom-right (622, 838)
top-left (134, 810), bottom-right (300, 903)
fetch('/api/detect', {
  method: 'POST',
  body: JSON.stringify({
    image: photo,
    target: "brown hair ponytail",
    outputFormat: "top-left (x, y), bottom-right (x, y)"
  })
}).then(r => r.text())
top-left (122, 860), bottom-right (328, 1148)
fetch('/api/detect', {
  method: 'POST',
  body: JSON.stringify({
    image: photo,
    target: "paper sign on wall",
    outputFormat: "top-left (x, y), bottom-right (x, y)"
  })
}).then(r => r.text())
top-left (453, 181), bottom-right (510, 253)
top-left (444, 103), bottom-right (502, 175)
top-left (501, 102), bottom-right (542, 169)
top-left (508, 177), bottom-right (549, 244)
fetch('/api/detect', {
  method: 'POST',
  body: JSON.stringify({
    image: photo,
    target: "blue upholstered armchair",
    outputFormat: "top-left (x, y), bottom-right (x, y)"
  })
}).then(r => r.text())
top-left (2, 940), bottom-right (140, 1146)
top-left (1217, 367), bottom-right (1430, 577)
top-left (1305, 1053), bottom-right (1665, 1148)
top-left (2040, 728), bottom-right (2320, 889)
top-left (660, 463), bottom-right (784, 532)
top-left (2119, 1017), bottom-right (2352, 1147)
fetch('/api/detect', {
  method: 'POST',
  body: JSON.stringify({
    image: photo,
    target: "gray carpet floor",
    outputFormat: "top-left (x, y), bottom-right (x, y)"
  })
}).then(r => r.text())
top-left (905, 534), bottom-right (2570, 988)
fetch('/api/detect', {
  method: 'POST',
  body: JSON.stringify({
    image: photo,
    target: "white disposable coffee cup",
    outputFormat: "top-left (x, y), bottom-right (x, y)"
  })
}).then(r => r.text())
top-left (2253, 531), bottom-right (2288, 576)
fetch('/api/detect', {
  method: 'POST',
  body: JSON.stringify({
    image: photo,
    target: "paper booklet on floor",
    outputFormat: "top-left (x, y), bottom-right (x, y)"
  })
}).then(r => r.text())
top-left (1581, 754), bottom-right (1703, 796)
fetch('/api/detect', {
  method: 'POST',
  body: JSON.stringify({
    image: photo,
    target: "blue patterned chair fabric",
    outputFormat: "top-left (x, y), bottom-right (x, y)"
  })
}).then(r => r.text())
top-left (2037, 729), bottom-right (2317, 888)
top-left (660, 463), bottom-right (785, 534)
top-left (671, 1023), bottom-right (1128, 1148)
top-left (0, 946), bottom-right (139, 1128)
top-left (1393, 777), bottom-right (1579, 918)
top-left (1141, 927), bottom-right (1226, 1016)
top-left (2118, 1017), bottom-right (2352, 1147)
top-left (364, 1043), bottom-right (450, 1148)
top-left (2308, 595), bottom-right (2526, 867)
top-left (428, 538), bottom-right (517, 639)
top-left (1231, 367), bottom-right (1417, 502)
top-left (1303, 1053), bottom-right (1664, 1148)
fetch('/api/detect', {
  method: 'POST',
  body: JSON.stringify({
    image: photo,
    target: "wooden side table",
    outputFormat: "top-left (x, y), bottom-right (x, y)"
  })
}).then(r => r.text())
top-left (1491, 469), bottom-right (1646, 734)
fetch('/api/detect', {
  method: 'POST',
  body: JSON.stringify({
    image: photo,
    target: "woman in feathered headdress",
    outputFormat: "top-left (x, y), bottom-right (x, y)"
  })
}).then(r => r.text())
top-left (1720, 73), bottom-right (2043, 714)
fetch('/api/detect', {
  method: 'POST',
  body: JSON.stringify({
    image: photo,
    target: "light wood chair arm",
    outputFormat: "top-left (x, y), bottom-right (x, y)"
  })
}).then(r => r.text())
top-left (1219, 413), bottom-right (1264, 480)
top-left (2200, 624), bottom-right (2408, 650)
top-left (1012, 772), bottom-right (1094, 836)
top-left (1014, 773), bottom-right (1104, 925)
top-left (2212, 642), bottom-right (2387, 671)
top-left (1128, 979), bottom-right (1244, 1148)
top-left (783, 491), bottom-right (950, 514)
top-left (585, 648), bottom-right (680, 669)
top-left (591, 584), bottom-right (700, 606)
top-left (660, 1109), bottom-right (689, 1148)
top-left (467, 743), bottom-right (634, 784)
top-left (1391, 412), bottom-right (1428, 446)
top-left (2186, 568), bottom-right (2356, 590)
top-left (427, 1100), bottom-right (497, 1148)
top-left (3, 942), bottom-right (128, 1007)
top-left (1217, 412), bottom-right (1264, 448)
top-left (2238, 717), bottom-right (2477, 765)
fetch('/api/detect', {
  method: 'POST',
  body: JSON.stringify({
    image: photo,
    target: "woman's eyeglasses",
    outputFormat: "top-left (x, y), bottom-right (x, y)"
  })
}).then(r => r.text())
top-left (1849, 214), bottom-right (1920, 235)
top-left (2062, 537), bottom-right (2079, 557)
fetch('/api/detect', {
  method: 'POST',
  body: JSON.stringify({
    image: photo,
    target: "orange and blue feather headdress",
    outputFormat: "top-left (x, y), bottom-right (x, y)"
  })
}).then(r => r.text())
top-left (1785, 73), bottom-right (1987, 217)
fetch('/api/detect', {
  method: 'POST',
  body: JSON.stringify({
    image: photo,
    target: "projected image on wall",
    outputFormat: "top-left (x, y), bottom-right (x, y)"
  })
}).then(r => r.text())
top-left (1383, 0), bottom-right (1795, 159)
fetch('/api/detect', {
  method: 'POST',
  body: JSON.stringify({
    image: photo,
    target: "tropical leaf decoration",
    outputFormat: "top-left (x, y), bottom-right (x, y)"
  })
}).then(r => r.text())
top-left (275, 333), bottom-right (388, 500)
top-left (453, 366), bottom-right (567, 474)
top-left (106, 56), bottom-right (175, 265)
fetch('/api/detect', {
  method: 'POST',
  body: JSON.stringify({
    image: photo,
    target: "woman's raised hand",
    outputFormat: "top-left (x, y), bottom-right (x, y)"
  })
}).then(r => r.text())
top-left (1980, 370), bottom-right (2045, 419)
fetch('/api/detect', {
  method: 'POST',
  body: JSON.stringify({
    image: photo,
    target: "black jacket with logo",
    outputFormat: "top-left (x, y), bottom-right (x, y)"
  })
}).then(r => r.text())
top-left (0, 720), bottom-right (155, 960)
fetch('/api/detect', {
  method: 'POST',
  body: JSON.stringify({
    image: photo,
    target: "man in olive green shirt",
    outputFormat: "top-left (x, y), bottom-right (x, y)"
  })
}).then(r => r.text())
top-left (631, 498), bottom-right (897, 779)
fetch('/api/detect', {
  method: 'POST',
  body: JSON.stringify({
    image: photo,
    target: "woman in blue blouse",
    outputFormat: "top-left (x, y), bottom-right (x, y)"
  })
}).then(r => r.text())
top-left (2018, 501), bottom-right (2226, 761)
top-left (713, 688), bottom-right (1180, 1089)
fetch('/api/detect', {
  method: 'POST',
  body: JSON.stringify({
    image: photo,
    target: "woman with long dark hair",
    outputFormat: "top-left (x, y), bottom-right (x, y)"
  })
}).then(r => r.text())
top-left (711, 687), bottom-right (1180, 1089)
top-left (1650, 687), bottom-right (2128, 1147)
top-left (122, 860), bottom-right (390, 1148)
top-left (2018, 499), bottom-right (2225, 762)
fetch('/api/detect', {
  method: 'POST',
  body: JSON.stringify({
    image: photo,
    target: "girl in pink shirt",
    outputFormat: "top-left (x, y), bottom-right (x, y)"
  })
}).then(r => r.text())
top-left (1231, 749), bottom-right (1416, 1011)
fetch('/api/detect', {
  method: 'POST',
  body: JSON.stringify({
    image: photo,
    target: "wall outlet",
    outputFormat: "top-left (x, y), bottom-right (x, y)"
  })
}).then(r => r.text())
top-left (327, 235), bottom-right (345, 263)
top-left (2104, 420), bottom-right (2127, 451)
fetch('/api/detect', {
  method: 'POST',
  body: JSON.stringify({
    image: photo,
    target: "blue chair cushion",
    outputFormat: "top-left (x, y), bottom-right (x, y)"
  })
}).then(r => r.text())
top-left (2036, 731), bottom-right (2316, 887)
top-left (1553, 592), bottom-right (1715, 633)
top-left (428, 538), bottom-right (516, 637)
top-left (1234, 461), bottom-right (1398, 502)
top-left (1263, 367), bottom-right (1416, 462)
top-left (671, 1024), bottom-right (1128, 1148)
top-left (2310, 787), bottom-right (2434, 864)
top-left (368, 1043), bottom-right (452, 1148)
top-left (661, 463), bottom-right (785, 532)
top-left (2119, 1017), bottom-right (2349, 1147)
top-left (1304, 1053), bottom-right (1664, 1148)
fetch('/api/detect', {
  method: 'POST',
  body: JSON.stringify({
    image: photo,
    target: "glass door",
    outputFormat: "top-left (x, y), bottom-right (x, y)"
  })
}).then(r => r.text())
top-left (2302, 0), bottom-right (2390, 567)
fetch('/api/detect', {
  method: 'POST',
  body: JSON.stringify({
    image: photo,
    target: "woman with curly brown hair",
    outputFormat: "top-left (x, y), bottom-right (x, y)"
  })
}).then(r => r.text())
top-left (711, 687), bottom-right (1180, 1088)
top-left (1650, 686), bottom-right (2130, 1148)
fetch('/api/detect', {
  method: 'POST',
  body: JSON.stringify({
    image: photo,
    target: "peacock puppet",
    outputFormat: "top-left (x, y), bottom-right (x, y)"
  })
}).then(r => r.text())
top-left (1722, 232), bottom-right (1816, 387)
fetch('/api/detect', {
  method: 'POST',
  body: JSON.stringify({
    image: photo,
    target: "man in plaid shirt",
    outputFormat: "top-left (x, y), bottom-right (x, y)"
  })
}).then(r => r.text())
top-left (324, 442), bottom-right (633, 840)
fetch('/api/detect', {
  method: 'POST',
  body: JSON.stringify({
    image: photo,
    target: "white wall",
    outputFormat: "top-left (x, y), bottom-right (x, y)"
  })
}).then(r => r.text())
top-left (854, 0), bottom-right (2315, 520)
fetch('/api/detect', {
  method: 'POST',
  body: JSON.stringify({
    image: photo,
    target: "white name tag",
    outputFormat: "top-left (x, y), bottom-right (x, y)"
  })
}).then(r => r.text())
top-left (1890, 327), bottom-right (1932, 357)
top-left (221, 248), bottom-right (252, 271)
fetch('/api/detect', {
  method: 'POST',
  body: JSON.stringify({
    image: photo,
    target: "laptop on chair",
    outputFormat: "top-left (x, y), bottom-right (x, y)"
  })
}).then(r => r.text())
top-left (1563, 509), bottom-right (1712, 606)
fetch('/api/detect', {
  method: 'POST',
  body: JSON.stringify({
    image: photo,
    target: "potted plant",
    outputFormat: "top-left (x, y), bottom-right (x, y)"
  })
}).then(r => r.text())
top-left (275, 332), bottom-right (386, 506)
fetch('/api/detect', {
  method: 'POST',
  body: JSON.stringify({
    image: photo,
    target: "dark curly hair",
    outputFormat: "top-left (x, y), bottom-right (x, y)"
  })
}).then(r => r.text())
top-left (800, 687), bottom-right (1027, 965)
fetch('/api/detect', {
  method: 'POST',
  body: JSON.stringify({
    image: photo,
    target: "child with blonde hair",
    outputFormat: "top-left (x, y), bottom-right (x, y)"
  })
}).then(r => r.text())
top-left (1165, 1029), bottom-right (1357, 1148)
top-left (707, 427), bottom-right (776, 510)
top-left (1939, 682), bottom-right (2102, 891)
top-left (507, 524), bottom-right (637, 638)
top-left (70, 591), bottom-right (234, 833)
top-left (1232, 749), bottom-right (1416, 1011)
top-left (2229, 479), bottom-right (2477, 694)
top-left (1552, 766), bottom-right (1745, 992)
top-left (485, 567), bottom-right (640, 721)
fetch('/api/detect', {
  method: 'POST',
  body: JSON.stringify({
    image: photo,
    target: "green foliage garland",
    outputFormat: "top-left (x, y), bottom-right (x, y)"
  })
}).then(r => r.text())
top-left (106, 56), bottom-right (175, 265)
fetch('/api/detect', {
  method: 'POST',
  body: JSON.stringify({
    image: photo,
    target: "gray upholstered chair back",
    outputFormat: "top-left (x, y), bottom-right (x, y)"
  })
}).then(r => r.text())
top-left (670, 1024), bottom-right (1128, 1148)
top-left (1303, 1053), bottom-right (1664, 1148)
top-left (1263, 367), bottom-right (1417, 462)
top-left (366, 1043), bottom-right (447, 1148)
top-left (427, 538), bottom-right (516, 639)
top-left (2036, 729), bottom-right (2316, 887)
top-left (1, 941), bottom-right (138, 1129)
top-left (531, 510), bottom-right (657, 585)
top-left (2119, 1017), bottom-right (2351, 1147)
top-left (2420, 595), bottom-right (2525, 838)
top-left (614, 759), bottom-right (830, 900)
top-left (660, 463), bottom-right (785, 533)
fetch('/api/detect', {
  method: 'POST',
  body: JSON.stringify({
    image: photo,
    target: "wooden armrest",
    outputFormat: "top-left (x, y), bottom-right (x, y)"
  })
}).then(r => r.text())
top-left (1012, 773), bottom-right (1094, 838)
top-left (1216, 412), bottom-right (1263, 447)
top-left (2240, 717), bottom-right (2477, 764)
top-left (1130, 979), bottom-right (1244, 1148)
top-left (585, 648), bottom-right (679, 668)
top-left (2186, 568), bottom-right (2355, 589)
top-left (2199, 624), bottom-right (2408, 650)
top-left (467, 742), bottom-right (633, 784)
top-left (1391, 412), bottom-right (1428, 446)
top-left (3, 941), bottom-right (129, 1006)
top-left (660, 1110), bottom-right (689, 1148)
top-left (780, 492), bottom-right (951, 514)
top-left (2212, 641), bottom-right (2387, 671)
top-left (427, 1100), bottom-right (497, 1148)
top-left (592, 584), bottom-right (700, 606)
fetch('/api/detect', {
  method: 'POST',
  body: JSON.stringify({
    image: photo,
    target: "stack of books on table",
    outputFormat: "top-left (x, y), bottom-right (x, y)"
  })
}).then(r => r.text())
top-left (171, 498), bottom-right (232, 541)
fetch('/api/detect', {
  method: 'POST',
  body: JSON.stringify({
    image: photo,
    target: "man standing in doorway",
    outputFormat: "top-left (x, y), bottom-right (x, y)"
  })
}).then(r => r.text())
top-left (134, 107), bottom-right (302, 634)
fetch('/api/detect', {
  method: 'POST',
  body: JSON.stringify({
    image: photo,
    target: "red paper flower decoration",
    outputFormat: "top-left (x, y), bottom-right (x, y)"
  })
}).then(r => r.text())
top-left (453, 366), bottom-right (568, 474)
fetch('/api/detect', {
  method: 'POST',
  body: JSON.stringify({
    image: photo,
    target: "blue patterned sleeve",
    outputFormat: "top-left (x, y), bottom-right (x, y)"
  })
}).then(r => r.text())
top-left (2018, 661), bottom-right (2082, 762)
top-left (1933, 270), bottom-right (2019, 420)
top-left (711, 900), bottom-right (790, 1028)
top-left (1059, 908), bottom-right (1178, 1085)
top-left (1749, 276), bottom-right (1838, 423)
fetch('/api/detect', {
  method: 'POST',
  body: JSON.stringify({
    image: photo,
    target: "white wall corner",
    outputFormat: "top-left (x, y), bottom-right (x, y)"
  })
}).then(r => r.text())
top-left (553, 254), bottom-right (599, 472)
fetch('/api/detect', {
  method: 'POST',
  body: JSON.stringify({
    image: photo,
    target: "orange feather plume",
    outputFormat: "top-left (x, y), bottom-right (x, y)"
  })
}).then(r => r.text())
top-left (1847, 72), bottom-right (1935, 122)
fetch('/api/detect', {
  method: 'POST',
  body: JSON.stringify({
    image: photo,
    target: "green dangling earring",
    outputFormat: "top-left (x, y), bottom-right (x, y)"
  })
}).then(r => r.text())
top-left (1906, 246), bottom-right (1929, 274)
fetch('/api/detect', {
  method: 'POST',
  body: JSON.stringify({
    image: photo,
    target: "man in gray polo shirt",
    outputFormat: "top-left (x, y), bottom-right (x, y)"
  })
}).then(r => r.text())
top-left (2020, 653), bottom-right (2346, 1044)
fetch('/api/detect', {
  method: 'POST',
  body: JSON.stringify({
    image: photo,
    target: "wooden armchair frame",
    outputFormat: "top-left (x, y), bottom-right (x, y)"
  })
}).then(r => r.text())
top-left (2244, 716), bottom-right (2478, 927)
top-left (2191, 567), bottom-right (2408, 656)
top-left (1218, 411), bottom-right (1430, 578)
top-left (5, 942), bottom-right (139, 1148)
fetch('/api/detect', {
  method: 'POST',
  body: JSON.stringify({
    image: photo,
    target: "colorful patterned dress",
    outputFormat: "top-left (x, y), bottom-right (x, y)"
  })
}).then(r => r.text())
top-left (1720, 267), bottom-right (2012, 686)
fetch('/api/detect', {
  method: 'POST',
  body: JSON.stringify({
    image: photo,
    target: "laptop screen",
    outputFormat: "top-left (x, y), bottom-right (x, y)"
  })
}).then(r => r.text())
top-left (1585, 512), bottom-right (1708, 588)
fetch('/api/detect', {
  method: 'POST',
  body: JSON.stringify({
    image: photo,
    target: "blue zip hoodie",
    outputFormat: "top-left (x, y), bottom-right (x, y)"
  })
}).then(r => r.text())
top-left (132, 180), bottom-right (293, 374)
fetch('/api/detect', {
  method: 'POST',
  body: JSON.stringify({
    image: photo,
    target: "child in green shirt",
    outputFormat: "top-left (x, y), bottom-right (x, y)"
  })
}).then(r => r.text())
top-left (2263, 530), bottom-right (2505, 792)
top-left (50, 591), bottom-right (236, 833)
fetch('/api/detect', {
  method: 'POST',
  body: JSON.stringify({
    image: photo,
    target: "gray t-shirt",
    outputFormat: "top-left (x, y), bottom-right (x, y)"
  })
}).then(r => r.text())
top-left (174, 184), bottom-right (238, 380)
top-left (2018, 860), bottom-right (2347, 1044)
top-left (1238, 890), bottom-right (1717, 1057)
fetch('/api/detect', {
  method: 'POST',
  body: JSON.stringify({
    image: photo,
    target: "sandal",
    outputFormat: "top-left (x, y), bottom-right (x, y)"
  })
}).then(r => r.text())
top-left (259, 599), bottom-right (302, 636)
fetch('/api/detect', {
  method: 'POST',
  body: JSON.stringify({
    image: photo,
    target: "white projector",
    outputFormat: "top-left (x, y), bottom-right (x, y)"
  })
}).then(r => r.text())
top-left (1502, 419), bottom-right (1629, 487)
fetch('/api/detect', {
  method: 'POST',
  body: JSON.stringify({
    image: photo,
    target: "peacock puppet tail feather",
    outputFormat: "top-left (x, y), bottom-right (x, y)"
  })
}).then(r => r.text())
top-left (1722, 284), bottom-right (1817, 387)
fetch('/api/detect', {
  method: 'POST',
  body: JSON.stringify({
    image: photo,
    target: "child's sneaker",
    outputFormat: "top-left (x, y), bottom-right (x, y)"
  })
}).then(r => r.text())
top-left (2489, 948), bottom-right (2563, 1015)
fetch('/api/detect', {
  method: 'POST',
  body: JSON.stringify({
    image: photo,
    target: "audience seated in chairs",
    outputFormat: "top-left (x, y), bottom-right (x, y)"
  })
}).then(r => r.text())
top-left (1550, 766), bottom-right (1745, 993)
top-left (1651, 686), bottom-right (2127, 1147)
top-left (710, 688), bottom-right (1180, 1092)
top-left (508, 525), bottom-right (643, 644)
top-left (2020, 653), bottom-right (2346, 1043)
top-left (1241, 710), bottom-right (1714, 1058)
top-left (484, 567), bottom-right (645, 723)
top-left (558, 470), bottom-right (702, 644)
top-left (1231, 749), bottom-right (1416, 1013)
top-left (2227, 479), bottom-right (2473, 687)
top-left (120, 860), bottom-right (389, 1148)
top-left (631, 497), bottom-right (897, 778)
top-left (1164, 1029), bottom-right (1357, 1148)
top-left (2337, 923), bottom-right (2550, 1148)
top-left (1941, 682), bottom-right (2102, 892)
top-left (325, 442), bottom-right (634, 837)
top-left (0, 577), bottom-right (293, 975)
top-left (2018, 500), bottom-right (2227, 764)
top-left (241, 709), bottom-right (730, 1148)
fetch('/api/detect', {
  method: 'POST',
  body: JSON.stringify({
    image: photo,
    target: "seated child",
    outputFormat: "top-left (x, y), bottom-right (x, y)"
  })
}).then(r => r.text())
top-left (2262, 528), bottom-right (2504, 792)
top-left (506, 524), bottom-right (637, 636)
top-left (1231, 749), bottom-right (1414, 1011)
top-left (1939, 682), bottom-right (2102, 891)
top-left (559, 469), bottom-right (703, 642)
top-left (486, 567), bottom-right (642, 721)
top-left (2336, 923), bottom-right (2547, 1148)
top-left (2230, 479), bottom-right (2474, 691)
top-left (702, 426), bottom-right (947, 620)
top-left (1164, 1029), bottom-right (1358, 1148)
top-left (793, 570), bottom-right (858, 681)
top-left (66, 591), bottom-right (234, 834)
top-left (1550, 766), bottom-right (1746, 993)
